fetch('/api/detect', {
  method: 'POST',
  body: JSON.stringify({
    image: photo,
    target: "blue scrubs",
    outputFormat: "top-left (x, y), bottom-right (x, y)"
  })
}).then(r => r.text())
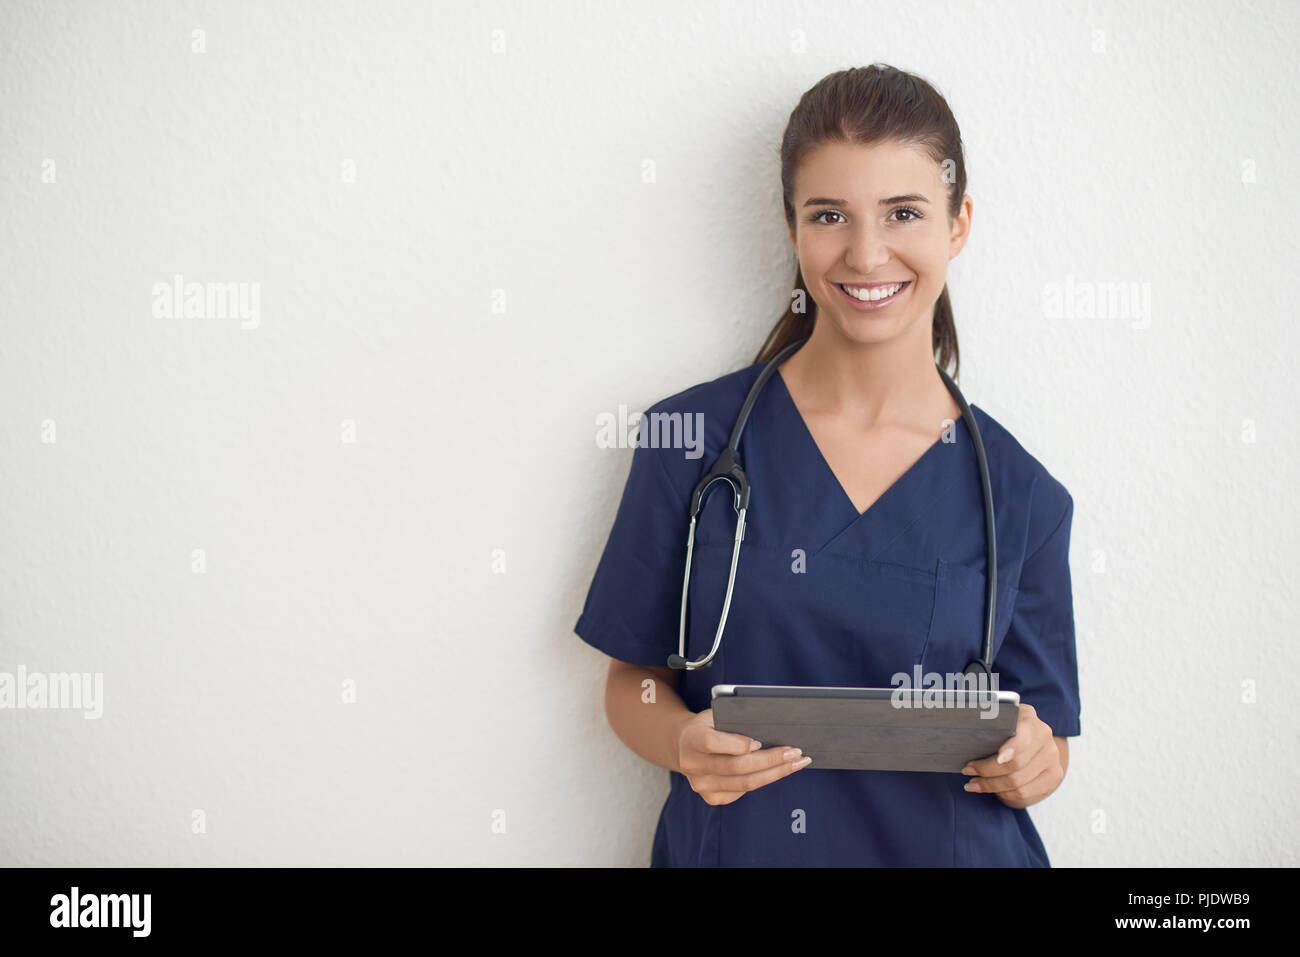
top-left (575, 359), bottom-right (1081, 867)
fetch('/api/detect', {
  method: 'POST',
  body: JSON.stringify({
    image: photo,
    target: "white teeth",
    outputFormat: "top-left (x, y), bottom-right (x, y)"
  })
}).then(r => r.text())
top-left (842, 282), bottom-right (904, 302)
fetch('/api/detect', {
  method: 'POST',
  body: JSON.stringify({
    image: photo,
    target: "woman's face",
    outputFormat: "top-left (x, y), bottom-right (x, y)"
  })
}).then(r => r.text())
top-left (788, 138), bottom-right (972, 351)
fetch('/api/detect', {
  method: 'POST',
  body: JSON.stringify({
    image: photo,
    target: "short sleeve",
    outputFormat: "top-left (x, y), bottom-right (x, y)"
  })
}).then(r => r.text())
top-left (574, 436), bottom-right (690, 668)
top-left (997, 492), bottom-right (1081, 737)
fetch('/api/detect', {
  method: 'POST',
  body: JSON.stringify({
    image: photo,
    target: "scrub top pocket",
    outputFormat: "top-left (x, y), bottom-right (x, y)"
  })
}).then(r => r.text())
top-left (683, 543), bottom-right (939, 691)
top-left (919, 558), bottom-right (1020, 679)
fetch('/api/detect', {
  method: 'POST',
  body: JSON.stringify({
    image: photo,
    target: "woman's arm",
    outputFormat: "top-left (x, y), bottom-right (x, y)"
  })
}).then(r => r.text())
top-left (604, 659), bottom-right (694, 773)
top-left (602, 658), bottom-right (812, 803)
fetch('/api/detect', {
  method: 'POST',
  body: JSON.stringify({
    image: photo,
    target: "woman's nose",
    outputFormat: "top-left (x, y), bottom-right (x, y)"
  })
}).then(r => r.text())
top-left (843, 226), bottom-right (892, 275)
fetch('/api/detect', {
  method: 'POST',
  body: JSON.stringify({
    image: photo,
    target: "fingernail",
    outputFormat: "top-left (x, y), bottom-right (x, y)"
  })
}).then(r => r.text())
top-left (750, 740), bottom-right (762, 751)
top-left (782, 749), bottom-right (802, 761)
top-left (997, 748), bottom-right (1014, 764)
top-left (964, 781), bottom-right (978, 791)
top-left (793, 756), bottom-right (812, 769)
top-left (960, 766), bottom-right (975, 775)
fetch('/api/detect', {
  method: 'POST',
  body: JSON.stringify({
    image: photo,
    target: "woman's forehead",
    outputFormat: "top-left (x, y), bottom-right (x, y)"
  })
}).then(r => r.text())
top-left (795, 139), bottom-right (943, 198)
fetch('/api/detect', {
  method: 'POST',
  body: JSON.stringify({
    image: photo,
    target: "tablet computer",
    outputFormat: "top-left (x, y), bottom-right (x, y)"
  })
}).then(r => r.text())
top-left (710, 684), bottom-right (1021, 773)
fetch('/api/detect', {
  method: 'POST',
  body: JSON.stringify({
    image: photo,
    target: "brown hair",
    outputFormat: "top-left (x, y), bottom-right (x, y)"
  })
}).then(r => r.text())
top-left (753, 64), bottom-right (967, 379)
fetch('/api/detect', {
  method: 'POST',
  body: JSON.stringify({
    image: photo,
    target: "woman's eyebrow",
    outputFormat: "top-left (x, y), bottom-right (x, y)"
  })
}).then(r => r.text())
top-left (802, 194), bottom-right (931, 207)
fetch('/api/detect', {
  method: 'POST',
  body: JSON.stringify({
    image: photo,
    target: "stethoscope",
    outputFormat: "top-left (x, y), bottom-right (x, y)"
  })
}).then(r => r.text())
top-left (667, 335), bottom-right (998, 684)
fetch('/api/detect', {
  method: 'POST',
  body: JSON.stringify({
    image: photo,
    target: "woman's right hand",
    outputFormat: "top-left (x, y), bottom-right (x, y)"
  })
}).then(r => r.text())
top-left (675, 708), bottom-right (812, 805)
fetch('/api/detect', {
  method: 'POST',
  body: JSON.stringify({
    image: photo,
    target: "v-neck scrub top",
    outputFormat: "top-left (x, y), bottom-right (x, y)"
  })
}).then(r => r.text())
top-left (575, 360), bottom-right (1081, 867)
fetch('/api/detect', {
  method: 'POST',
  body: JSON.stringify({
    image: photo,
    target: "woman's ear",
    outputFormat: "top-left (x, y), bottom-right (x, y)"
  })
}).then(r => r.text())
top-left (948, 194), bottom-right (973, 260)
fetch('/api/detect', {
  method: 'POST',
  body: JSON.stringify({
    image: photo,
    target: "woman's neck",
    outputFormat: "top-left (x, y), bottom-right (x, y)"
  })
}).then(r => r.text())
top-left (778, 320), bottom-right (957, 431)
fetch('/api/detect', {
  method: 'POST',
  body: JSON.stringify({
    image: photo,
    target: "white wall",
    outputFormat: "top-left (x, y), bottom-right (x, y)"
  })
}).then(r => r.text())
top-left (1, 0), bottom-right (1296, 866)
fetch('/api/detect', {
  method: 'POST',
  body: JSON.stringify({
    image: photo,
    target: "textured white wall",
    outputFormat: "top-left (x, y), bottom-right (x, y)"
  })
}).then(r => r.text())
top-left (1, 0), bottom-right (1296, 866)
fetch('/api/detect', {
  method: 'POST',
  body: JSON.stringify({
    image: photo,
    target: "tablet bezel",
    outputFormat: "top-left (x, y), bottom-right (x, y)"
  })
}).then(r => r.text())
top-left (712, 683), bottom-right (1020, 707)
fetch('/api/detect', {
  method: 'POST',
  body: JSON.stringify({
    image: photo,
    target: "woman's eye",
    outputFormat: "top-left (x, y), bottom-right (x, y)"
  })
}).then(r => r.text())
top-left (810, 210), bottom-right (845, 225)
top-left (892, 206), bottom-right (922, 222)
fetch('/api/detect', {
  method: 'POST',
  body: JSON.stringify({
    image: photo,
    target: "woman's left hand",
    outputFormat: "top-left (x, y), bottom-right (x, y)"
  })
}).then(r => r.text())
top-left (960, 703), bottom-right (1068, 809)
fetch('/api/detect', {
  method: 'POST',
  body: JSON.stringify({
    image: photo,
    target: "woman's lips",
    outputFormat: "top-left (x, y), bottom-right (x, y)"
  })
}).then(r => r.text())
top-left (835, 281), bottom-right (911, 312)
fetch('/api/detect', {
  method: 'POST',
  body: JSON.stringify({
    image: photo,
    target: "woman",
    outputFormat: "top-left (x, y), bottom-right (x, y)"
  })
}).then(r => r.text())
top-left (574, 64), bottom-right (1080, 866)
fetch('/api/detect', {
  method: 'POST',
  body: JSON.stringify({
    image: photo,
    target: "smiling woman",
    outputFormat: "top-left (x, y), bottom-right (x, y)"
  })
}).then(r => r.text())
top-left (575, 64), bottom-right (1080, 868)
